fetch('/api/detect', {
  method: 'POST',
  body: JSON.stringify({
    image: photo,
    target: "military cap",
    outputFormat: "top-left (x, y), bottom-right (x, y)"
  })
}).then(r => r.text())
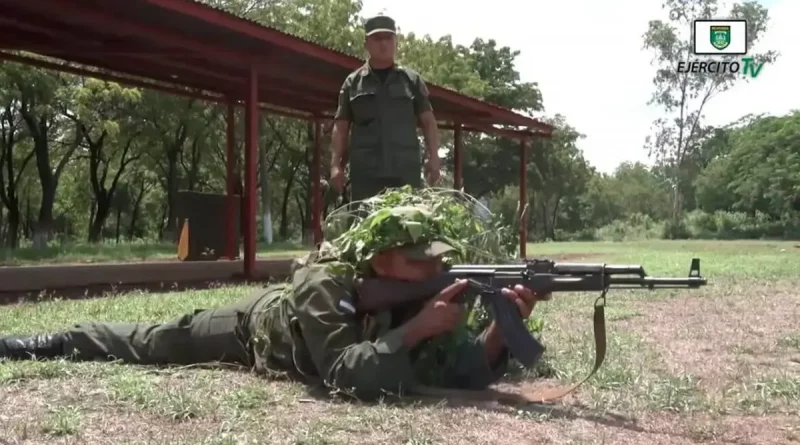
top-left (364, 14), bottom-right (396, 36)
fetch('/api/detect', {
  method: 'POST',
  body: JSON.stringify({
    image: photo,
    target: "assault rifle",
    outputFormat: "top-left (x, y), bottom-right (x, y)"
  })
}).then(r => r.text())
top-left (355, 258), bottom-right (707, 399)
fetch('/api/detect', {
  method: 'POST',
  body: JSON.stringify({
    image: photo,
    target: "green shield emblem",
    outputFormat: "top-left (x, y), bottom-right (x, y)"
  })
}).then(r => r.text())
top-left (710, 25), bottom-right (731, 50)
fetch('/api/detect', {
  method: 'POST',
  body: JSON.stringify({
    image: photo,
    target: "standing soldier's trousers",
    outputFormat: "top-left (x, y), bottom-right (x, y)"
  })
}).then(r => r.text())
top-left (0, 289), bottom-right (281, 366)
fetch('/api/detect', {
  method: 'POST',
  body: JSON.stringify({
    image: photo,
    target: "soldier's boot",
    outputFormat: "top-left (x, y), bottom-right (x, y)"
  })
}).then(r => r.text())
top-left (0, 333), bottom-right (68, 360)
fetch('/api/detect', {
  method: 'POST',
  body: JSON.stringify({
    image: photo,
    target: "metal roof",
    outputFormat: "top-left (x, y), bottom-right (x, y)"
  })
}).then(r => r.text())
top-left (0, 0), bottom-right (553, 138)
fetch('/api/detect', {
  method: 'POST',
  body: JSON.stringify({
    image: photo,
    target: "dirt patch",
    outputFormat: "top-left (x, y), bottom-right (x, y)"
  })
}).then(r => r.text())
top-left (623, 284), bottom-right (800, 393)
top-left (1, 367), bottom-right (798, 444)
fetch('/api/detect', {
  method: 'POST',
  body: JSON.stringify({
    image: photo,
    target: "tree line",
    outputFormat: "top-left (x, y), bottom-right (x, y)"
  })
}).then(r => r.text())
top-left (0, 0), bottom-right (797, 251)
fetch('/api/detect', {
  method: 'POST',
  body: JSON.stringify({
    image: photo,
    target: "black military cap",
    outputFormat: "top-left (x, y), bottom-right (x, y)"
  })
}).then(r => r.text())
top-left (364, 14), bottom-right (396, 36)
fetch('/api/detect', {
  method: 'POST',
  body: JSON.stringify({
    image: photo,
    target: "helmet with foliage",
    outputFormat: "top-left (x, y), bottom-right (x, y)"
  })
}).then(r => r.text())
top-left (332, 204), bottom-right (461, 265)
top-left (319, 186), bottom-right (519, 269)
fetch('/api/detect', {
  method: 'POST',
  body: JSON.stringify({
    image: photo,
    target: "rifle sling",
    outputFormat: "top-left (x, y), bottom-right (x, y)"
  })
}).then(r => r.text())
top-left (411, 297), bottom-right (607, 405)
top-left (523, 296), bottom-right (607, 403)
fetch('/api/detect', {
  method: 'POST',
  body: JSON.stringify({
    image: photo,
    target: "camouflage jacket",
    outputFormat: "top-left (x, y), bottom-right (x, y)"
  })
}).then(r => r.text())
top-left (252, 261), bottom-right (509, 400)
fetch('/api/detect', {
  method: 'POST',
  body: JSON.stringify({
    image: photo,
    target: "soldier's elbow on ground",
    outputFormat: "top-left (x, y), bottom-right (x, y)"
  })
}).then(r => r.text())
top-left (325, 359), bottom-right (417, 401)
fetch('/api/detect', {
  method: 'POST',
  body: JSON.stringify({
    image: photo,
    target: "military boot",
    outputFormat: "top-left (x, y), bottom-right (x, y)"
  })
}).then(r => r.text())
top-left (0, 333), bottom-right (67, 360)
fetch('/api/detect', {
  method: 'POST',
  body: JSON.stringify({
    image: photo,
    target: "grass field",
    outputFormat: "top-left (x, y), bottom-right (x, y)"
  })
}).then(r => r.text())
top-left (1, 240), bottom-right (799, 444)
top-left (0, 241), bottom-right (307, 266)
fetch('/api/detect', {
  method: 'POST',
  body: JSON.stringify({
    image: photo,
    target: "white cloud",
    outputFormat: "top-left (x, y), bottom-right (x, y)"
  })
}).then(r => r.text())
top-left (360, 0), bottom-right (797, 173)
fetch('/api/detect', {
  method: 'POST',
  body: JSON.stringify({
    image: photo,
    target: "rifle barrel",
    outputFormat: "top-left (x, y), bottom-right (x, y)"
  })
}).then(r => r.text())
top-left (608, 276), bottom-right (707, 288)
top-left (449, 263), bottom-right (647, 276)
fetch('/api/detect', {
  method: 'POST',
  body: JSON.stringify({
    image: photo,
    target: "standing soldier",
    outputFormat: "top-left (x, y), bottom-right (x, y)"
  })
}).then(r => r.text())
top-left (329, 14), bottom-right (441, 202)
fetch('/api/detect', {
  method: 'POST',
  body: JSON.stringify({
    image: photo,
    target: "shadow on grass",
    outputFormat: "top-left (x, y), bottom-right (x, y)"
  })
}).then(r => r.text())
top-left (297, 382), bottom-right (661, 439)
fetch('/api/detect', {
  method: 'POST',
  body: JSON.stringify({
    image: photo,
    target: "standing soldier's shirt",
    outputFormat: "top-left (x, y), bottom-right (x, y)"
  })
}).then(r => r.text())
top-left (335, 64), bottom-right (433, 201)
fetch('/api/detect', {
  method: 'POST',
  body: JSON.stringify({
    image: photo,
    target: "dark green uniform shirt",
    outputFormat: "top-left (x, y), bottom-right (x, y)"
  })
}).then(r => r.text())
top-left (334, 63), bottom-right (433, 198)
top-left (252, 261), bottom-right (509, 400)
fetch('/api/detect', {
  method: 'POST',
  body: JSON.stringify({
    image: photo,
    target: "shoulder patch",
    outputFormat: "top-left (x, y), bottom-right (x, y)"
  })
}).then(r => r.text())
top-left (337, 299), bottom-right (357, 314)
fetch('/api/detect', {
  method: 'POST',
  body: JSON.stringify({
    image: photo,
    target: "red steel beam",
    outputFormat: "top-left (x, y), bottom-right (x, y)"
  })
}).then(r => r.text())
top-left (518, 139), bottom-right (528, 259)
top-left (225, 101), bottom-right (238, 260)
top-left (12, 40), bottom-right (333, 112)
top-left (437, 109), bottom-right (553, 137)
top-left (19, 47), bottom-right (237, 97)
top-left (17, 45), bottom-right (336, 109)
top-left (1, 50), bottom-right (319, 121)
top-left (312, 118), bottom-right (323, 247)
top-left (33, 46), bottom-right (331, 112)
top-left (453, 124), bottom-right (463, 190)
top-left (2, 13), bottom-right (340, 102)
top-left (0, 12), bottom-right (135, 52)
top-left (146, 0), bottom-right (363, 68)
top-left (243, 67), bottom-right (259, 278)
top-left (0, 51), bottom-right (227, 103)
top-left (19, 0), bottom-right (345, 92)
top-left (437, 122), bottom-right (545, 140)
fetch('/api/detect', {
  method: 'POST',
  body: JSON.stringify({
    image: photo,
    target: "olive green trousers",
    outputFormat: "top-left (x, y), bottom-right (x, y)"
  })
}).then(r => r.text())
top-left (63, 289), bottom-right (276, 366)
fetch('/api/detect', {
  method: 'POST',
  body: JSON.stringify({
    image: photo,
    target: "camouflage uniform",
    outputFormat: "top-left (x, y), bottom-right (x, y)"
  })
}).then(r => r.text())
top-left (0, 207), bottom-right (509, 400)
top-left (335, 15), bottom-right (434, 202)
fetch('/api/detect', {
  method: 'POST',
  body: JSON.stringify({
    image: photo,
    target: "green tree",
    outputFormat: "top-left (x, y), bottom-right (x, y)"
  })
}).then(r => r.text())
top-left (0, 78), bottom-right (35, 248)
top-left (642, 0), bottom-right (777, 236)
top-left (65, 78), bottom-right (143, 241)
top-left (695, 111), bottom-right (800, 217)
top-left (527, 115), bottom-right (592, 240)
top-left (6, 64), bottom-right (80, 245)
top-left (611, 162), bottom-right (671, 220)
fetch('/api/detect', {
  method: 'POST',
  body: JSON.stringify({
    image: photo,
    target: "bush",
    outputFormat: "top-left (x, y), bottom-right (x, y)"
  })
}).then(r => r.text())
top-left (552, 210), bottom-right (800, 242)
top-left (662, 218), bottom-right (691, 240)
top-left (552, 228), bottom-right (597, 241)
top-left (594, 213), bottom-right (664, 241)
top-left (682, 210), bottom-right (800, 239)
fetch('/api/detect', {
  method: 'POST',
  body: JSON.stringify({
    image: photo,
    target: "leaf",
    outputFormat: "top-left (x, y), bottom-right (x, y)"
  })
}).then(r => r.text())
top-left (404, 221), bottom-right (423, 242)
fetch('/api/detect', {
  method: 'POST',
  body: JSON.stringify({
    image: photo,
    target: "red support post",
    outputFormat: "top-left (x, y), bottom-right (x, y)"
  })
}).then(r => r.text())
top-left (453, 124), bottom-right (463, 190)
top-left (519, 139), bottom-right (527, 259)
top-left (312, 118), bottom-right (323, 247)
top-left (243, 67), bottom-right (259, 277)
top-left (224, 101), bottom-right (237, 259)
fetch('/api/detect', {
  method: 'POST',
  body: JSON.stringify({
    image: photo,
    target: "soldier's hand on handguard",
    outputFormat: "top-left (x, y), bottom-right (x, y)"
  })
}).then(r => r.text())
top-left (501, 285), bottom-right (548, 319)
top-left (406, 278), bottom-right (468, 341)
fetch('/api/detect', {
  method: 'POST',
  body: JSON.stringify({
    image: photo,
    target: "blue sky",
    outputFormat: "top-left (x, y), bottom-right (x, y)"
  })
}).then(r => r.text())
top-left (360, 0), bottom-right (798, 173)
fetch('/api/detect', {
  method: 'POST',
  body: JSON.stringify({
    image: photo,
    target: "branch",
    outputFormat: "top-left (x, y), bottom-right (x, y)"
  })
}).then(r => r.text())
top-left (109, 135), bottom-right (141, 199)
top-left (681, 82), bottom-right (718, 161)
top-left (14, 149), bottom-right (36, 187)
top-left (54, 122), bottom-right (83, 180)
top-left (88, 139), bottom-right (102, 198)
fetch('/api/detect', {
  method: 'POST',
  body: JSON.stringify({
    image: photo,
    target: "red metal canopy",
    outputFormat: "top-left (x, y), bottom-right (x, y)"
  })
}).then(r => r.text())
top-left (0, 0), bottom-right (553, 138)
top-left (0, 0), bottom-right (553, 275)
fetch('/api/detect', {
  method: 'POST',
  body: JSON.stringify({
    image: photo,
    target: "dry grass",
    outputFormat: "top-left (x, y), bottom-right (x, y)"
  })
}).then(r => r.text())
top-left (1, 240), bottom-right (799, 444)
